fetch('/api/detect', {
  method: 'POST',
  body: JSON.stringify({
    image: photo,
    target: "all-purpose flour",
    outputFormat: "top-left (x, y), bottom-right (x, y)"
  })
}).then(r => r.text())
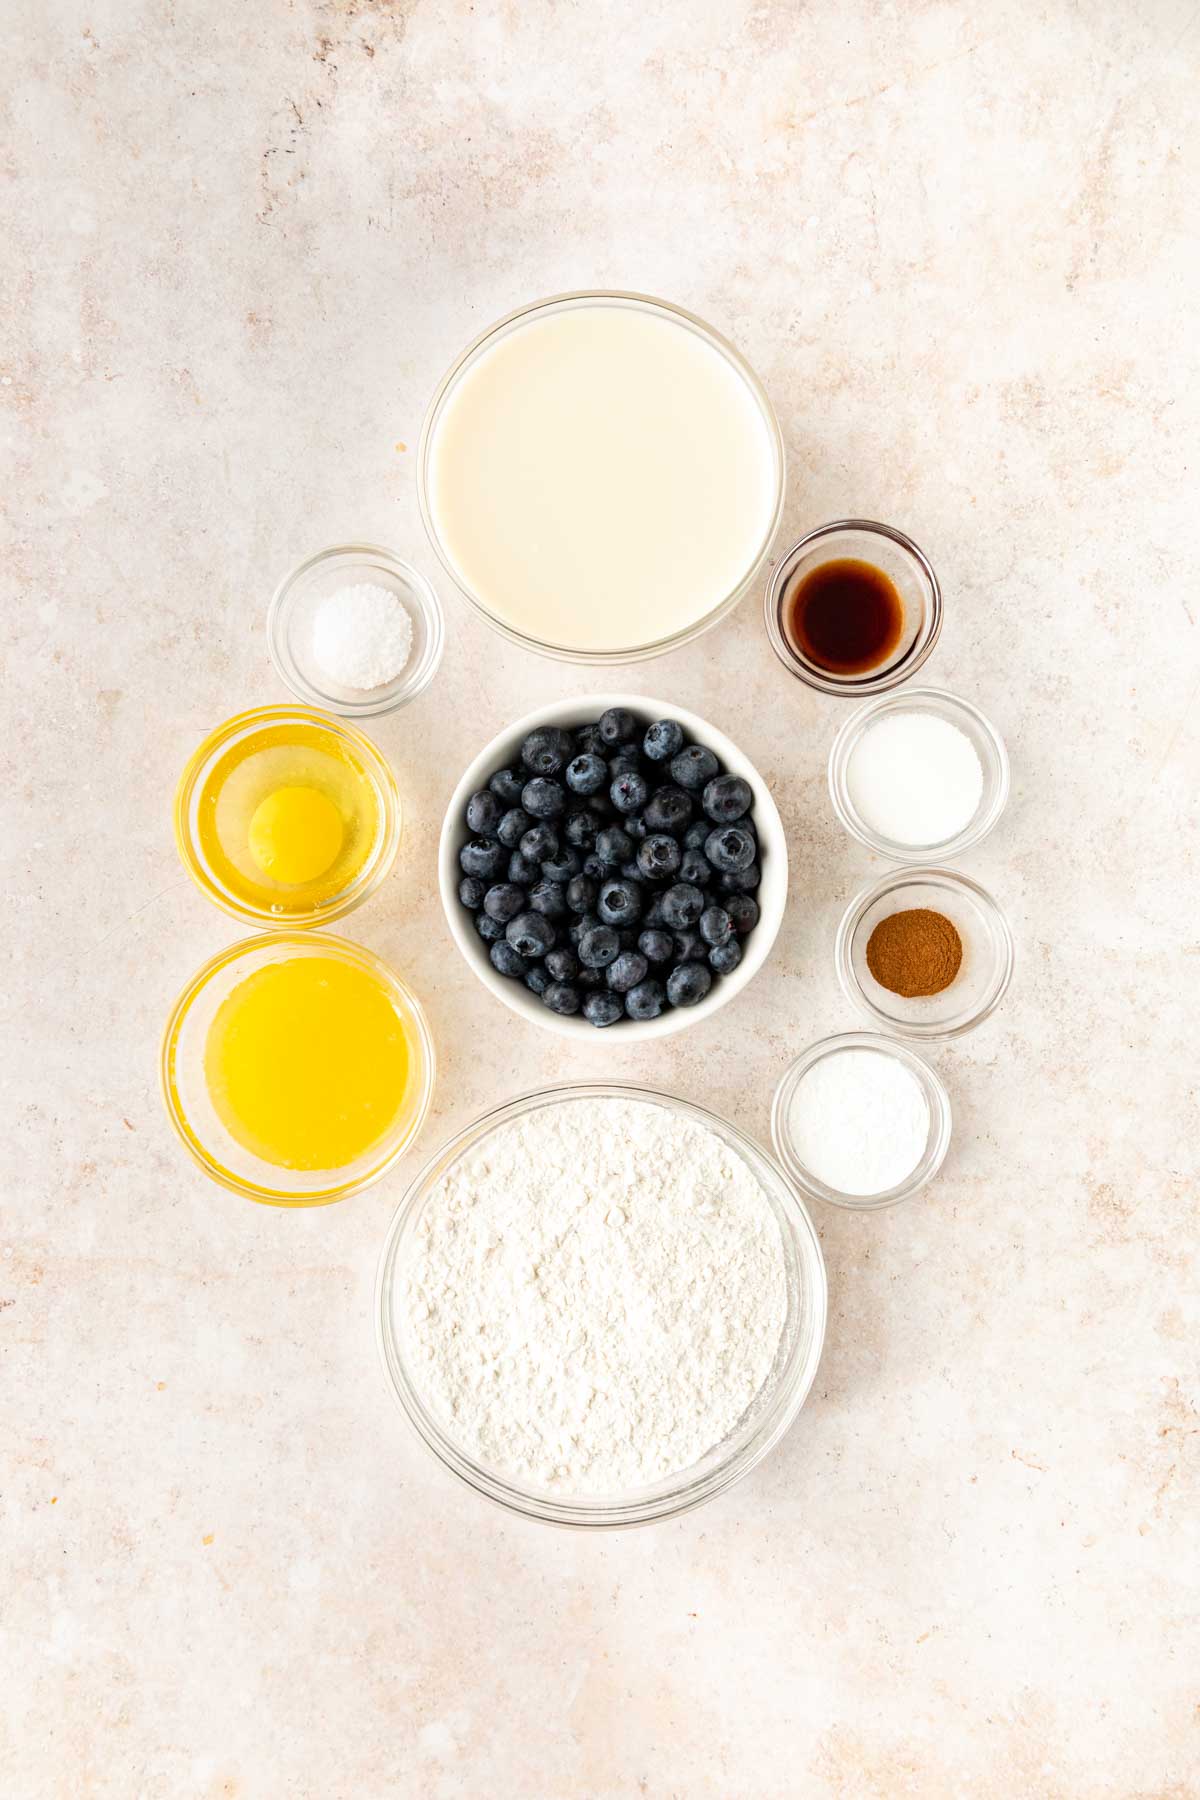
top-left (402, 1097), bottom-right (788, 1493)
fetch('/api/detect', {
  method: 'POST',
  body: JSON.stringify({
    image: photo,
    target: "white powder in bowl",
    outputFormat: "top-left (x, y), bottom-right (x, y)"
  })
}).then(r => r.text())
top-left (785, 1049), bottom-right (929, 1196)
top-left (311, 582), bottom-right (413, 690)
top-left (401, 1097), bottom-right (788, 1494)
top-left (847, 710), bottom-right (983, 846)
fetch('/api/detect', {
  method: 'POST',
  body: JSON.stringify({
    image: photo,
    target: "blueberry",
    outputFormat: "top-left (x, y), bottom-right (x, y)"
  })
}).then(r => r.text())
top-left (460, 837), bottom-right (505, 880)
top-left (568, 911), bottom-right (601, 948)
top-left (506, 911), bottom-right (556, 959)
top-left (565, 874), bottom-right (598, 914)
top-left (598, 879), bottom-right (642, 926)
top-left (595, 825), bottom-right (634, 867)
top-left (507, 851), bottom-right (538, 885)
top-left (670, 745), bottom-right (719, 791)
top-left (709, 940), bottom-right (742, 976)
top-left (610, 770), bottom-right (648, 815)
top-left (619, 862), bottom-right (644, 886)
top-left (660, 882), bottom-right (705, 928)
top-left (483, 882), bottom-right (527, 922)
top-left (719, 862), bottom-right (761, 894)
top-left (488, 767), bottom-right (525, 807)
top-left (701, 774), bottom-right (752, 823)
top-left (497, 806), bottom-right (533, 849)
top-left (582, 853), bottom-right (606, 881)
top-left (624, 978), bottom-right (666, 1021)
top-left (475, 912), bottom-right (505, 943)
top-left (522, 777), bottom-right (566, 820)
top-left (725, 894), bottom-right (760, 935)
top-left (666, 961), bottom-right (712, 1007)
top-left (541, 848), bottom-right (582, 884)
top-left (625, 814), bottom-right (648, 840)
top-left (543, 981), bottom-right (581, 1016)
top-left (637, 834), bottom-right (682, 881)
top-left (683, 819), bottom-right (709, 850)
top-left (578, 924), bottom-right (620, 969)
top-left (574, 723), bottom-right (605, 756)
top-left (638, 927), bottom-right (674, 964)
top-left (583, 991), bottom-right (623, 1028)
top-left (520, 726), bottom-right (573, 776)
top-left (598, 706), bottom-right (637, 746)
top-left (576, 966), bottom-right (604, 991)
top-left (519, 822), bottom-right (559, 863)
top-left (704, 826), bottom-right (756, 873)
top-left (643, 786), bottom-right (692, 835)
top-left (459, 875), bottom-right (485, 910)
top-left (607, 950), bottom-right (648, 993)
top-left (679, 847), bottom-right (711, 888)
top-left (490, 940), bottom-right (527, 980)
top-left (525, 965), bottom-right (551, 996)
top-left (566, 752), bottom-right (608, 796)
top-left (699, 905), bottom-right (733, 947)
top-left (546, 947), bottom-right (578, 981)
top-left (529, 879), bottom-right (568, 919)
top-left (587, 793), bottom-right (615, 819)
top-left (608, 751), bottom-right (641, 780)
top-left (564, 808), bottom-right (599, 849)
top-left (643, 892), bottom-right (669, 926)
top-left (466, 789), bottom-right (501, 836)
top-left (643, 719), bottom-right (684, 762)
top-left (672, 928), bottom-right (706, 963)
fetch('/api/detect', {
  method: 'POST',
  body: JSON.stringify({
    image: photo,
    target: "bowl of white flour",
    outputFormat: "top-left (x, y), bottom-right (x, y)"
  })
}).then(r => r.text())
top-left (376, 1084), bottom-right (826, 1527)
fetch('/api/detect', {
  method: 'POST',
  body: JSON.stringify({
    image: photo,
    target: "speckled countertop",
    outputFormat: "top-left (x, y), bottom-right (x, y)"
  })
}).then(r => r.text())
top-left (5, 3), bottom-right (1198, 1796)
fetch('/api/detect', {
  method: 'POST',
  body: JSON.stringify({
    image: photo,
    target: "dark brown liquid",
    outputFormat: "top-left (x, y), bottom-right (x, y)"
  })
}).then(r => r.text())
top-left (783, 557), bottom-right (904, 676)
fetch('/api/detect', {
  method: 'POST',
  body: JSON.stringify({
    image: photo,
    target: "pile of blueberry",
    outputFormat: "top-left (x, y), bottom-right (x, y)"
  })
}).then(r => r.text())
top-left (456, 708), bottom-right (762, 1027)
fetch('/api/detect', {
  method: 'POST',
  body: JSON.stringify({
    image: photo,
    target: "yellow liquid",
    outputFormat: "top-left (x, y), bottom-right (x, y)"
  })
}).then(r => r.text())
top-left (196, 721), bottom-right (381, 917)
top-left (204, 956), bottom-right (412, 1171)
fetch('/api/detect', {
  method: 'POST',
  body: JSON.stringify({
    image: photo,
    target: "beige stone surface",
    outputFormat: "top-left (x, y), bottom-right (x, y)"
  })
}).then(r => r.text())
top-left (4, 1), bottom-right (1199, 1795)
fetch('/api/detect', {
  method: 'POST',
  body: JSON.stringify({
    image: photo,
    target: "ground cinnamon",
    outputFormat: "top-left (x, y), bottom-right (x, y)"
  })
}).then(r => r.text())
top-left (866, 907), bottom-right (962, 997)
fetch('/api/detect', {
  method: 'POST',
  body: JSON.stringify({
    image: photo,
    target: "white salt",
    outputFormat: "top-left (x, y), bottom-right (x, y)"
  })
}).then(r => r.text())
top-left (312, 583), bottom-right (413, 690)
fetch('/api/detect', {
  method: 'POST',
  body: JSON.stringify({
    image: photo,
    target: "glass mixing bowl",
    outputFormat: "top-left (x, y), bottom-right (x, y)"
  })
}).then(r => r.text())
top-left (376, 1082), bottom-right (827, 1527)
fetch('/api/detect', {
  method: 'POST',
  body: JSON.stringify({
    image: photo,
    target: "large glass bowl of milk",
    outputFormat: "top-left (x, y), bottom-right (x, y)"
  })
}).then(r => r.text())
top-left (417, 292), bottom-right (786, 663)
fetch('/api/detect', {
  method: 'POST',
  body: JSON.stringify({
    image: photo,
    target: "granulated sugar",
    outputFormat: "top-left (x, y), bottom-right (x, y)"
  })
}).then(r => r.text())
top-left (311, 582), bottom-right (413, 690)
top-left (847, 710), bottom-right (983, 846)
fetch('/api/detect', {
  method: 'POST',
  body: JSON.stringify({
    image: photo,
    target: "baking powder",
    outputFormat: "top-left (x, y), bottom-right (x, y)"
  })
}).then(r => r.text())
top-left (785, 1049), bottom-right (929, 1196)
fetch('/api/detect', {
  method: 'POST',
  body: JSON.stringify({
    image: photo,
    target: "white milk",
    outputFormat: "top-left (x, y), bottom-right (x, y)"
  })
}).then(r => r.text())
top-left (425, 303), bottom-right (780, 655)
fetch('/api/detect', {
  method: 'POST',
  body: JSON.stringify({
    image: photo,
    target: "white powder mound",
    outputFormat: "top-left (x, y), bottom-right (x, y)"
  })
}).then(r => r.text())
top-left (401, 1097), bottom-right (788, 1494)
top-left (311, 582), bottom-right (413, 690)
top-left (786, 1049), bottom-right (929, 1196)
top-left (847, 711), bottom-right (983, 846)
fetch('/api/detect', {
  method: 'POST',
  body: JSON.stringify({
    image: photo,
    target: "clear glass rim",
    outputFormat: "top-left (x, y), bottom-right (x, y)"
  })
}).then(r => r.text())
top-left (375, 1080), bottom-right (827, 1528)
top-left (770, 1031), bottom-right (953, 1211)
top-left (763, 518), bottom-right (943, 696)
top-left (159, 930), bottom-right (436, 1206)
top-left (835, 865), bottom-right (1016, 1041)
top-left (416, 290), bottom-right (787, 665)
top-left (827, 685), bottom-right (1010, 863)
top-left (172, 704), bottom-right (402, 928)
top-left (267, 542), bottom-right (445, 718)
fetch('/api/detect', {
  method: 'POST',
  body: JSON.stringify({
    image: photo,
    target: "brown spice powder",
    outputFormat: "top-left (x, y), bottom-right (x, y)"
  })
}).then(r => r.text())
top-left (866, 907), bottom-right (963, 997)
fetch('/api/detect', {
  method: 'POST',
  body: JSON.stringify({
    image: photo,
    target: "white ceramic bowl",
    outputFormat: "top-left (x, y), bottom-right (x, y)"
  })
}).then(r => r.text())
top-left (438, 694), bottom-right (788, 1039)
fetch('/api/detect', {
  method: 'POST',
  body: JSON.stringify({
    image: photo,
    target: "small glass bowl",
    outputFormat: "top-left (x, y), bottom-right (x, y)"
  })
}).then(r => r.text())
top-left (376, 1081), bottom-right (827, 1528)
top-left (836, 866), bottom-right (1015, 1040)
top-left (828, 686), bottom-right (1010, 862)
top-left (160, 932), bottom-right (435, 1206)
top-left (173, 705), bottom-right (401, 930)
top-left (771, 1032), bottom-right (952, 1211)
top-left (268, 543), bottom-right (444, 716)
top-left (765, 519), bottom-right (942, 695)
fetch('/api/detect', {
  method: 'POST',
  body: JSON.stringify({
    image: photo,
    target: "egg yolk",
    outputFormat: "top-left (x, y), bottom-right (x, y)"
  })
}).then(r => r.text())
top-left (248, 786), bottom-right (344, 885)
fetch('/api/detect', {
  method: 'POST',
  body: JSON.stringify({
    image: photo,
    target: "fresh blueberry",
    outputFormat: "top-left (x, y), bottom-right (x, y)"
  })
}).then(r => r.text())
top-left (466, 789), bottom-right (501, 836)
top-left (619, 861), bottom-right (644, 884)
top-left (541, 847), bottom-right (582, 884)
top-left (564, 809), bottom-right (599, 849)
top-left (574, 723), bottom-right (605, 756)
top-left (506, 911), bottom-right (556, 959)
top-left (683, 819), bottom-right (710, 850)
top-left (546, 947), bottom-right (579, 981)
top-left (699, 905), bottom-right (733, 947)
top-left (583, 991), bottom-right (623, 1028)
top-left (725, 894), bottom-right (760, 935)
top-left (607, 751), bottom-right (641, 781)
top-left (637, 834), bottom-right (682, 881)
top-left (643, 719), bottom-right (684, 762)
top-left (643, 786), bottom-right (692, 835)
top-left (490, 940), bottom-right (527, 980)
top-left (459, 875), bottom-right (485, 910)
top-left (607, 950), bottom-right (648, 993)
top-left (701, 774), bottom-right (753, 823)
top-left (704, 825), bottom-right (756, 873)
top-left (576, 966), bottom-right (604, 990)
top-left (522, 777), bottom-right (566, 820)
top-left (638, 927), bottom-right (674, 964)
top-left (598, 706), bottom-right (637, 746)
top-left (582, 853), bottom-right (606, 881)
top-left (475, 912), bottom-right (505, 943)
top-left (520, 726), bottom-right (573, 776)
top-left (598, 879), bottom-right (642, 926)
top-left (643, 892), bottom-right (669, 926)
top-left (719, 862), bottom-right (761, 894)
top-left (578, 924), bottom-right (620, 969)
top-left (497, 806), bottom-right (533, 849)
top-left (670, 745), bottom-right (719, 791)
top-left (666, 961), bottom-right (712, 1007)
top-left (595, 825), bottom-right (634, 867)
top-left (672, 927), bottom-right (706, 963)
top-left (568, 911), bottom-right (601, 948)
top-left (709, 940), bottom-right (742, 976)
top-left (566, 752), bottom-right (608, 796)
top-left (679, 847), bottom-right (711, 888)
top-left (660, 882), bottom-right (705, 929)
top-left (543, 981), bottom-right (581, 1016)
top-left (624, 978), bottom-right (666, 1021)
top-left (565, 874), bottom-right (598, 914)
top-left (529, 879), bottom-right (568, 919)
top-left (483, 882), bottom-right (526, 922)
top-left (525, 965), bottom-right (551, 996)
top-left (519, 822), bottom-right (558, 863)
top-left (460, 837), bottom-right (505, 880)
top-left (488, 767), bottom-right (525, 807)
top-left (587, 793), bottom-right (615, 819)
top-left (507, 851), bottom-right (538, 885)
top-left (610, 770), bottom-right (648, 815)
top-left (625, 814), bottom-right (648, 840)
